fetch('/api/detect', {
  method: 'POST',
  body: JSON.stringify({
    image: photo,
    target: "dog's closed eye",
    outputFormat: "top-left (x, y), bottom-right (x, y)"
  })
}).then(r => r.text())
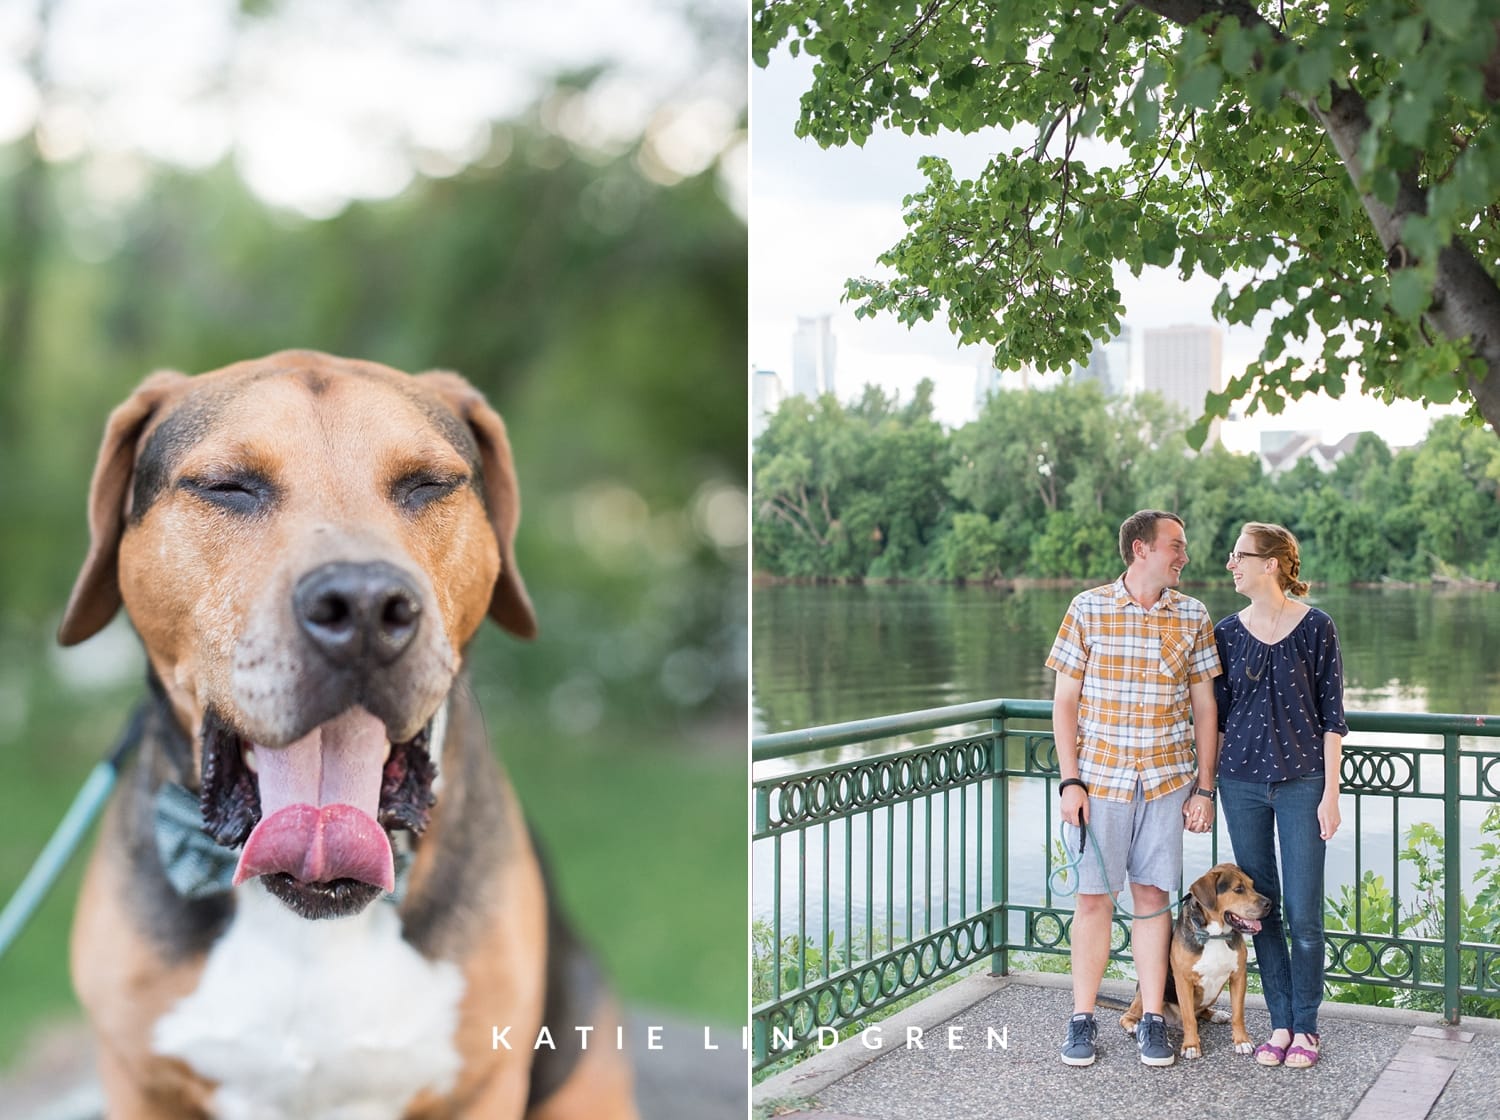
top-left (391, 471), bottom-right (467, 513)
top-left (180, 473), bottom-right (279, 517)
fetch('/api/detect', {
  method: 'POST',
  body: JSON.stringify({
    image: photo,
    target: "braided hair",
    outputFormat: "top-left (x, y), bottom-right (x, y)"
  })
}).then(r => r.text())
top-left (1242, 522), bottom-right (1310, 596)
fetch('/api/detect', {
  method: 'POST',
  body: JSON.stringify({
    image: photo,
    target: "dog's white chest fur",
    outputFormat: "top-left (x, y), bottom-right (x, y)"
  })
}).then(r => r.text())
top-left (1191, 924), bottom-right (1239, 1005)
top-left (154, 881), bottom-right (465, 1119)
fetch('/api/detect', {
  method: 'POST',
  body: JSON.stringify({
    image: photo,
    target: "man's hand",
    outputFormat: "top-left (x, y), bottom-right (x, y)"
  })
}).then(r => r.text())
top-left (1061, 783), bottom-right (1089, 827)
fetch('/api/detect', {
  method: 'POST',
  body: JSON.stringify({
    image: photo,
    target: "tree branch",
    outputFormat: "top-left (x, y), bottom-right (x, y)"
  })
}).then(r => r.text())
top-left (1131, 0), bottom-right (1500, 426)
top-left (854, 0), bottom-right (961, 83)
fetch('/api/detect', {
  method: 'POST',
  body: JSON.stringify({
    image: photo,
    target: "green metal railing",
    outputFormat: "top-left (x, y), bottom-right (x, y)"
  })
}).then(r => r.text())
top-left (750, 700), bottom-right (1500, 1070)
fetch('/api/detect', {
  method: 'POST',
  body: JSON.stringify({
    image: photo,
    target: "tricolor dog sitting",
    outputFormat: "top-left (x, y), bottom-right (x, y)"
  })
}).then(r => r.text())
top-left (58, 352), bottom-right (637, 1119)
top-left (1119, 862), bottom-right (1271, 1060)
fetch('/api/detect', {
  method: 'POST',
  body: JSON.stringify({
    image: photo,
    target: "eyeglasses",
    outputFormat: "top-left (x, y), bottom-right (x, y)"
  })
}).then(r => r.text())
top-left (1226, 550), bottom-right (1268, 565)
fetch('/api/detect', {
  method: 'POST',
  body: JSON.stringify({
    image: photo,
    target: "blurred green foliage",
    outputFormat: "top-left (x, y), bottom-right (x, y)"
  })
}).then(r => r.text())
top-left (0, 77), bottom-right (747, 1064)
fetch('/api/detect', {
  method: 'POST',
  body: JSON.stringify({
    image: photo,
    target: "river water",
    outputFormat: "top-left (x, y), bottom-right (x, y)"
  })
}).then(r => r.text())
top-left (750, 584), bottom-right (1500, 928)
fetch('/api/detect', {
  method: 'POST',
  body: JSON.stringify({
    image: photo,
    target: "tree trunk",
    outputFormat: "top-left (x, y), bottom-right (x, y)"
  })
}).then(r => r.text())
top-left (1311, 87), bottom-right (1500, 431)
top-left (1135, 0), bottom-right (1500, 431)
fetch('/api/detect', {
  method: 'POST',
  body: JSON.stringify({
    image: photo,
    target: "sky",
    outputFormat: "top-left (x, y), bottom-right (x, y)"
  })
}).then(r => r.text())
top-left (0, 0), bottom-right (746, 219)
top-left (749, 51), bottom-right (1462, 454)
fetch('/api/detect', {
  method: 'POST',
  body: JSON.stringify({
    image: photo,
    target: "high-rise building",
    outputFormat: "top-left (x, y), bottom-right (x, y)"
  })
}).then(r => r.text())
top-left (972, 357), bottom-right (1003, 416)
top-left (1070, 327), bottom-right (1131, 397)
top-left (1104, 327), bottom-right (1133, 396)
top-left (1142, 325), bottom-right (1222, 437)
top-left (751, 367), bottom-right (784, 439)
top-left (791, 315), bottom-right (837, 398)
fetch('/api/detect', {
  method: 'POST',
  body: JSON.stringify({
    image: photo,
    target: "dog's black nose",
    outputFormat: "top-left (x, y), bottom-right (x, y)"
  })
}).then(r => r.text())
top-left (294, 562), bottom-right (423, 667)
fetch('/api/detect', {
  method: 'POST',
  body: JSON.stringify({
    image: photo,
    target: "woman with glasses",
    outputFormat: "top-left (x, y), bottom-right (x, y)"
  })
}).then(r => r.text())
top-left (1214, 522), bottom-right (1347, 1069)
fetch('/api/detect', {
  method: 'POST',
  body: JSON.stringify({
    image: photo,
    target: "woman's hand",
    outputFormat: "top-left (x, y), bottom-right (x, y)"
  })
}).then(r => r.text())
top-left (1318, 792), bottom-right (1342, 840)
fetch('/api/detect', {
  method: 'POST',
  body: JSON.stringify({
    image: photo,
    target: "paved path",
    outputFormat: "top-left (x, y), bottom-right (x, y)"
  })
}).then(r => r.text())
top-left (0, 1013), bottom-right (747, 1120)
top-left (754, 972), bottom-right (1500, 1120)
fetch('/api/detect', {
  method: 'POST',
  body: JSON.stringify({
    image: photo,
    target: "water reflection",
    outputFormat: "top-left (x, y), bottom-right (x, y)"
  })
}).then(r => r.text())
top-left (751, 584), bottom-right (1500, 934)
top-left (753, 584), bottom-right (1500, 734)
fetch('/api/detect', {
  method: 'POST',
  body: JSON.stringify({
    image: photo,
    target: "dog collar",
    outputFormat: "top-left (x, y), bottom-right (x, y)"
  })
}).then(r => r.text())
top-left (1187, 927), bottom-right (1237, 946)
top-left (153, 782), bottom-right (413, 904)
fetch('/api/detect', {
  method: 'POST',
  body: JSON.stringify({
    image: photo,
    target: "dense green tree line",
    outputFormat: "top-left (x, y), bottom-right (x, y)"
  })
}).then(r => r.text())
top-left (754, 379), bottom-right (1500, 585)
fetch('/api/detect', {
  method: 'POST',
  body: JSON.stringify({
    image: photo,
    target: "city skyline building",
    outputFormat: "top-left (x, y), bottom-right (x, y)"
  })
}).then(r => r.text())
top-left (791, 314), bottom-right (837, 398)
top-left (972, 357), bottom-right (1003, 416)
top-left (1142, 324), bottom-right (1223, 442)
top-left (751, 367), bottom-right (784, 439)
top-left (1070, 326), bottom-right (1132, 397)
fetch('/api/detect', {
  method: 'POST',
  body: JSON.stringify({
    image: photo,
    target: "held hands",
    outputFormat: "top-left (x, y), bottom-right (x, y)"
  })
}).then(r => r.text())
top-left (1183, 793), bottom-right (1215, 834)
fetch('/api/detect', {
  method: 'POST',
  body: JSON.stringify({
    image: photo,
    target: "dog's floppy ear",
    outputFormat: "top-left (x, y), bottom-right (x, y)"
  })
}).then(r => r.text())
top-left (58, 371), bottom-right (188, 647)
top-left (416, 371), bottom-right (537, 640)
top-left (1189, 870), bottom-right (1222, 917)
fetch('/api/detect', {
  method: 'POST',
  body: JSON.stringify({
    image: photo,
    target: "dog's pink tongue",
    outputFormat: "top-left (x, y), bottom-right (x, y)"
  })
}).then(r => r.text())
top-left (233, 707), bottom-right (395, 893)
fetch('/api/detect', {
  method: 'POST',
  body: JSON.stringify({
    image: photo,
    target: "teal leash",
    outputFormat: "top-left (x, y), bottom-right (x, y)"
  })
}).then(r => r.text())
top-left (1048, 818), bottom-right (1181, 922)
top-left (0, 705), bottom-right (145, 962)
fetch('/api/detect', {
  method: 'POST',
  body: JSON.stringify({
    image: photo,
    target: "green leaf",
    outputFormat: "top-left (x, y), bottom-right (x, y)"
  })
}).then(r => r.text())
top-left (1134, 90), bottom-right (1160, 141)
top-left (1218, 19), bottom-right (1255, 77)
top-left (1390, 269), bottom-right (1431, 320)
top-left (1427, 0), bottom-right (1479, 40)
top-left (1369, 167), bottom-right (1401, 206)
top-left (1294, 47), bottom-right (1334, 95)
top-left (1176, 63), bottom-right (1222, 111)
top-left (1391, 93), bottom-right (1434, 147)
top-left (1391, 16), bottom-right (1426, 55)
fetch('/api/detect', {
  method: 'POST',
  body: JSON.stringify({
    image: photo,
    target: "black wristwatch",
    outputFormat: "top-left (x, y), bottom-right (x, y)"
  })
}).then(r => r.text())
top-left (1192, 786), bottom-right (1217, 802)
top-left (1058, 778), bottom-right (1087, 796)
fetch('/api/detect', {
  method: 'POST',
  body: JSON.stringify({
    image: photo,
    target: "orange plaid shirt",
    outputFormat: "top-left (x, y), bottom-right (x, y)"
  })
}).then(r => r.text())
top-left (1045, 577), bottom-right (1222, 802)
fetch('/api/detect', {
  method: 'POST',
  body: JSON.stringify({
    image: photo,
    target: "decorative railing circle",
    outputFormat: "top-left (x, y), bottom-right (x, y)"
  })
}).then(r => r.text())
top-left (880, 958), bottom-right (901, 996)
top-left (1479, 755), bottom-right (1500, 799)
top-left (1341, 750), bottom-right (1416, 794)
top-left (1031, 911), bottom-right (1066, 949)
top-left (1329, 935), bottom-right (1413, 981)
top-left (1479, 950), bottom-right (1500, 994)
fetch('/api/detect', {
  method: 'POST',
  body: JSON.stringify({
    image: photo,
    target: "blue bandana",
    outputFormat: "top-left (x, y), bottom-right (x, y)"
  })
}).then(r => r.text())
top-left (152, 782), bottom-right (411, 903)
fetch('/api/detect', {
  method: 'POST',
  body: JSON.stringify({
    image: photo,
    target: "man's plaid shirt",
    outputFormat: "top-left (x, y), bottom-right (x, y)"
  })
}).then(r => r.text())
top-left (1045, 577), bottom-right (1222, 802)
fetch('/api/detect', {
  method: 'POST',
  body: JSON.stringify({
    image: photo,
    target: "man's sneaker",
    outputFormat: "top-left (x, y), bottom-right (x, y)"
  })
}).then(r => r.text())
top-left (1136, 1012), bottom-right (1175, 1067)
top-left (1060, 1012), bottom-right (1097, 1066)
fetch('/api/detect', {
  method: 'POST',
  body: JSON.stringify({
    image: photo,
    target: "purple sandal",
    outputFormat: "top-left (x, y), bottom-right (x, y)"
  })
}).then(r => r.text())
top-left (1284, 1034), bottom-right (1321, 1068)
top-left (1254, 1040), bottom-right (1287, 1066)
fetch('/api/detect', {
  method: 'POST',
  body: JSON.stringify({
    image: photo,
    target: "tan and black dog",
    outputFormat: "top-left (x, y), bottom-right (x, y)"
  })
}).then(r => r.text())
top-left (1119, 862), bottom-right (1271, 1060)
top-left (58, 351), bottom-right (638, 1118)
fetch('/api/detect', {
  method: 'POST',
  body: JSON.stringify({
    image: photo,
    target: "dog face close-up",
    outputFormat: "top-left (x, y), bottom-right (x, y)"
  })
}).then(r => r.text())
top-left (58, 351), bottom-right (534, 921)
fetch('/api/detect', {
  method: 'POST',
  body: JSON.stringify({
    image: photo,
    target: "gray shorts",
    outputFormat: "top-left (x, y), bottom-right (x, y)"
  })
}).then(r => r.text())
top-left (1063, 778), bottom-right (1190, 895)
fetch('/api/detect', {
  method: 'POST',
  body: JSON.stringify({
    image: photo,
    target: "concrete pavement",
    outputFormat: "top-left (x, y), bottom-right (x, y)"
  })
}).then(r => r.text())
top-left (754, 972), bottom-right (1500, 1120)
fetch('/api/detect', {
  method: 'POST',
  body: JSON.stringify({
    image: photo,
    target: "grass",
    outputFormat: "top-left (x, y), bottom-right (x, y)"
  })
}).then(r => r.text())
top-left (500, 714), bottom-right (746, 1022)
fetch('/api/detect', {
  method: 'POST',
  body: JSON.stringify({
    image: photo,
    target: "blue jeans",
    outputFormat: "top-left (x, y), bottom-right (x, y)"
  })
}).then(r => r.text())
top-left (1219, 774), bottom-right (1327, 1036)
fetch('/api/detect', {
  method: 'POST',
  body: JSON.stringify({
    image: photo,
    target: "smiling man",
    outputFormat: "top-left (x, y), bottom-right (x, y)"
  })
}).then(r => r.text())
top-left (1045, 510), bottom-right (1223, 1068)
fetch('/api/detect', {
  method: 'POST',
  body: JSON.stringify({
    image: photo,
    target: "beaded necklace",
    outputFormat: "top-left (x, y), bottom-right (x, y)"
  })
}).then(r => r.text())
top-left (1243, 596), bottom-right (1288, 682)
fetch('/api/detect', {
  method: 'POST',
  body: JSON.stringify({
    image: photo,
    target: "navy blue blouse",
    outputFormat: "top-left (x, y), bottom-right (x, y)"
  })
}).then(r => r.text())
top-left (1213, 606), bottom-right (1349, 783)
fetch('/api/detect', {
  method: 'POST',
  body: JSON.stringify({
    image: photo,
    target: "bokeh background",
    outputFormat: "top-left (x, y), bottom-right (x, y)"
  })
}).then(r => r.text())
top-left (0, 0), bottom-right (746, 1068)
